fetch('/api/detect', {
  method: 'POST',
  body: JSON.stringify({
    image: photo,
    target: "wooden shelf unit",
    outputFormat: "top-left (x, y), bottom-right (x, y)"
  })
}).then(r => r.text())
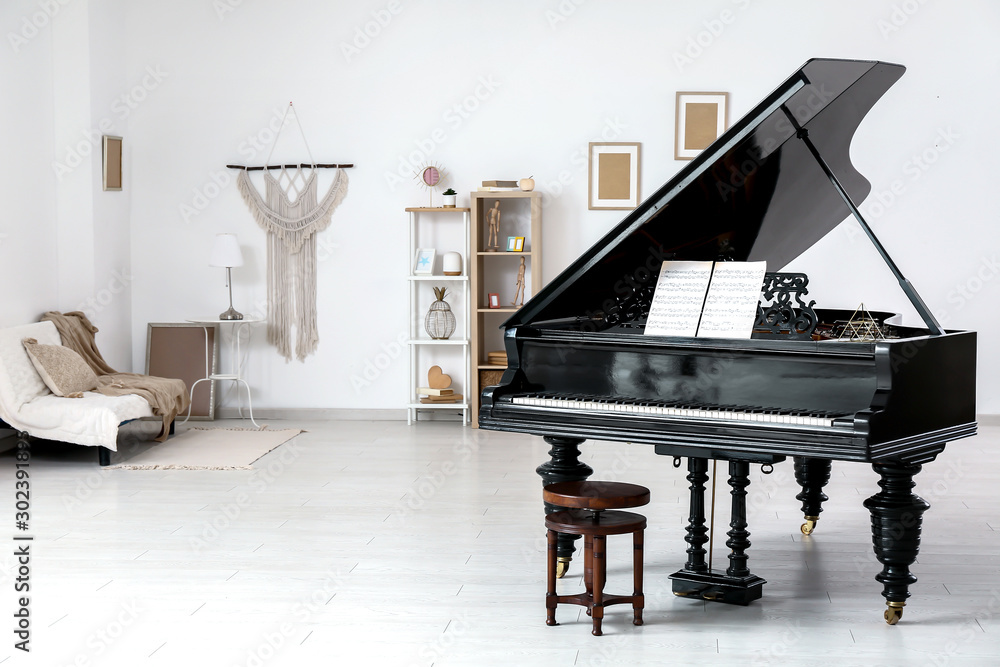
top-left (469, 191), bottom-right (541, 427)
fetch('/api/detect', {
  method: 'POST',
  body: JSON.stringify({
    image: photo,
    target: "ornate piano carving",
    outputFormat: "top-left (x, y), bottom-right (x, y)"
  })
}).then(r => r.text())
top-left (478, 59), bottom-right (977, 625)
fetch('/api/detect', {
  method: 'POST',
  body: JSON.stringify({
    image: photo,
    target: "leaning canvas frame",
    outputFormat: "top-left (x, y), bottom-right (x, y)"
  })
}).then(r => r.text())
top-left (588, 142), bottom-right (641, 210)
top-left (102, 135), bottom-right (122, 191)
top-left (675, 92), bottom-right (728, 160)
top-left (145, 322), bottom-right (219, 420)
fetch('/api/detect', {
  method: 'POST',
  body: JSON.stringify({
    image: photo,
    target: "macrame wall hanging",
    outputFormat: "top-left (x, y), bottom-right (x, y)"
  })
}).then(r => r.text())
top-left (228, 103), bottom-right (353, 362)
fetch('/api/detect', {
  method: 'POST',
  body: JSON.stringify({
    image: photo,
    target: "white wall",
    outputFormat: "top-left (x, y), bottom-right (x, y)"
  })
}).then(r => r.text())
top-left (8, 0), bottom-right (1000, 413)
top-left (2, 0), bottom-right (134, 370)
top-left (86, 0), bottom-right (133, 370)
top-left (0, 1), bottom-right (59, 325)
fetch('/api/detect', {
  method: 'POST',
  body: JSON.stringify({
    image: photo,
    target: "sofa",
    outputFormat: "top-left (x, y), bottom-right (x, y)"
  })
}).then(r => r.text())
top-left (0, 321), bottom-right (162, 465)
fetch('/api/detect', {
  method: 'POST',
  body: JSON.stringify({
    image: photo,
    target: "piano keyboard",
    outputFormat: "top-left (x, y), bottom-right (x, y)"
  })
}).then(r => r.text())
top-left (510, 394), bottom-right (848, 428)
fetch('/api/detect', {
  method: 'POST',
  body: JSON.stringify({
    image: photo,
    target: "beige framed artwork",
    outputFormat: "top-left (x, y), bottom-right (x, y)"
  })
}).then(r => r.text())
top-left (588, 142), bottom-right (641, 210)
top-left (675, 92), bottom-right (728, 160)
top-left (102, 135), bottom-right (123, 191)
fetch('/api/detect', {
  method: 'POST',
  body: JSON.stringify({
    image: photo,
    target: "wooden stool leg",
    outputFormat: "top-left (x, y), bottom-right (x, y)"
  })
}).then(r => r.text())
top-left (633, 528), bottom-right (644, 626)
top-left (584, 534), bottom-right (594, 615)
top-left (546, 529), bottom-right (558, 626)
top-left (591, 535), bottom-right (605, 636)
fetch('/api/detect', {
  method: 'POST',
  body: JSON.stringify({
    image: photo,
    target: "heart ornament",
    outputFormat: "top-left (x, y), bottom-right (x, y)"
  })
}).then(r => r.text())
top-left (427, 365), bottom-right (452, 390)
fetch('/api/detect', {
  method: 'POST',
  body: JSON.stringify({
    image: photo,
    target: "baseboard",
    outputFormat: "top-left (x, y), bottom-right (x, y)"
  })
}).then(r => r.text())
top-left (214, 407), bottom-right (471, 422)
top-left (214, 407), bottom-right (411, 421)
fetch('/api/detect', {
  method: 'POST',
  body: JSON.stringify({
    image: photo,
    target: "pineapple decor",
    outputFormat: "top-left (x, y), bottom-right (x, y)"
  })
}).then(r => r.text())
top-left (424, 287), bottom-right (457, 340)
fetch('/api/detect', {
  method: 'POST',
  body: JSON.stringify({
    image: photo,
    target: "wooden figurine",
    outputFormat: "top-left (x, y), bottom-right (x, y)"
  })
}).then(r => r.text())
top-left (486, 200), bottom-right (501, 251)
top-left (512, 256), bottom-right (526, 306)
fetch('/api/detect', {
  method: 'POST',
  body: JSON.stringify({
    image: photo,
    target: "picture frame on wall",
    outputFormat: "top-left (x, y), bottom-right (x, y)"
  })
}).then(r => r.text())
top-left (102, 135), bottom-right (123, 191)
top-left (675, 92), bottom-right (729, 160)
top-left (588, 142), bottom-right (641, 210)
top-left (413, 248), bottom-right (435, 275)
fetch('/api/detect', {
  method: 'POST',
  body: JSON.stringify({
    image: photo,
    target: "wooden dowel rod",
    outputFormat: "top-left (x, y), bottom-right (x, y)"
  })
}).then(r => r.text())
top-left (226, 163), bottom-right (354, 170)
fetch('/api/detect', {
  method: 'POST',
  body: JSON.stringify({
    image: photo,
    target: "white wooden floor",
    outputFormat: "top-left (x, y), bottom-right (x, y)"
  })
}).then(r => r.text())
top-left (2, 417), bottom-right (999, 666)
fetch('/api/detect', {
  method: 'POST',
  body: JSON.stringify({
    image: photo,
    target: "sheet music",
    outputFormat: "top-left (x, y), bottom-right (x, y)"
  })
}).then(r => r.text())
top-left (644, 261), bottom-right (714, 337)
top-left (697, 261), bottom-right (767, 339)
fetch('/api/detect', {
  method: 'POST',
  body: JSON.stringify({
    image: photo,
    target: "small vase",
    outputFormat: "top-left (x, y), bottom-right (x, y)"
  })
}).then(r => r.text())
top-left (425, 287), bottom-right (457, 340)
top-left (442, 194), bottom-right (457, 208)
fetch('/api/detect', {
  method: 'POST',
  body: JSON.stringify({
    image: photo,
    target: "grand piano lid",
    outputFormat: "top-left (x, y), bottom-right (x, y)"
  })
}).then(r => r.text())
top-left (505, 58), bottom-right (908, 329)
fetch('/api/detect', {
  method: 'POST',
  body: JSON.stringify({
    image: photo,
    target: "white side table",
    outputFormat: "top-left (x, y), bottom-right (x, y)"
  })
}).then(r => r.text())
top-left (183, 318), bottom-right (264, 427)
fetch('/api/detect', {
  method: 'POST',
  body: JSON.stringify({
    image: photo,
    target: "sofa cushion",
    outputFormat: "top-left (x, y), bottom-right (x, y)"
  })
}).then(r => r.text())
top-left (22, 338), bottom-right (99, 397)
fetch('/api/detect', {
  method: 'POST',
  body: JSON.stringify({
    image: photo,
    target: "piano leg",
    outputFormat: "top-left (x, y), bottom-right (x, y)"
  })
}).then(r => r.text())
top-left (726, 460), bottom-right (753, 578)
top-left (794, 457), bottom-right (832, 535)
top-left (536, 436), bottom-right (593, 578)
top-left (682, 457), bottom-right (710, 575)
top-left (670, 458), bottom-right (766, 605)
top-left (863, 462), bottom-right (929, 625)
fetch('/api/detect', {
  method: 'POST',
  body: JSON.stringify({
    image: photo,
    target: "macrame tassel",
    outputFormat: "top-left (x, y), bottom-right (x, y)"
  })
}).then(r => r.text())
top-left (237, 168), bottom-right (348, 361)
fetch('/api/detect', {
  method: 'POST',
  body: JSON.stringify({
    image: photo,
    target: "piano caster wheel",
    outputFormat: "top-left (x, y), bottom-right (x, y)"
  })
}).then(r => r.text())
top-left (884, 602), bottom-right (905, 625)
top-left (556, 557), bottom-right (570, 579)
top-left (800, 516), bottom-right (819, 535)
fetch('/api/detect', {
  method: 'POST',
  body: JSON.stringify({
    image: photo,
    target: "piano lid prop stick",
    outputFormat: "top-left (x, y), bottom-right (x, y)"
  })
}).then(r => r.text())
top-left (783, 105), bottom-right (944, 336)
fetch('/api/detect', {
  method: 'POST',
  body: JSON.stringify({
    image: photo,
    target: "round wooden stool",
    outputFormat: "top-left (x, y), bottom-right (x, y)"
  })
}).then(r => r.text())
top-left (543, 481), bottom-right (650, 636)
top-left (543, 480), bottom-right (650, 512)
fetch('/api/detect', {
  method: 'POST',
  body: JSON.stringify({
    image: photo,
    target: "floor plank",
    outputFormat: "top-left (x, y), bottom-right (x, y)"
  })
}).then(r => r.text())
top-left (1, 418), bottom-right (998, 665)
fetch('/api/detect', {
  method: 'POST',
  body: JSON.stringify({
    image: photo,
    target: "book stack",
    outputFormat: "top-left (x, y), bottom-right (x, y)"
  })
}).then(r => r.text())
top-left (478, 180), bottom-right (519, 192)
top-left (417, 387), bottom-right (464, 404)
top-left (487, 350), bottom-right (508, 366)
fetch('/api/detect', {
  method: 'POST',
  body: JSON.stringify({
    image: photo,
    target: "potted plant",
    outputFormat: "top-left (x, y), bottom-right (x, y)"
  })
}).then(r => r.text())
top-left (442, 188), bottom-right (457, 208)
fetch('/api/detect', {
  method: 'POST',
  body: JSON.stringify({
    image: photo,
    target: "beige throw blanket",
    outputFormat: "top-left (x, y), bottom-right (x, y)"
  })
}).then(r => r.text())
top-left (41, 311), bottom-right (189, 442)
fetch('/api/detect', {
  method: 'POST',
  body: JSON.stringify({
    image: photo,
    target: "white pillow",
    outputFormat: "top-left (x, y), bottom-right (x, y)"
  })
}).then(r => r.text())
top-left (0, 322), bottom-right (60, 409)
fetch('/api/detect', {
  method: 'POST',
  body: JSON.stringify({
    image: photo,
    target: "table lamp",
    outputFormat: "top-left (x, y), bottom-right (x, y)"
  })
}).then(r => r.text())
top-left (210, 233), bottom-right (244, 320)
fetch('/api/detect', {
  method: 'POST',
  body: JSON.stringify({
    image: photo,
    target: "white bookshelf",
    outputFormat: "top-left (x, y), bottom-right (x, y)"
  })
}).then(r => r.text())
top-left (406, 207), bottom-right (471, 424)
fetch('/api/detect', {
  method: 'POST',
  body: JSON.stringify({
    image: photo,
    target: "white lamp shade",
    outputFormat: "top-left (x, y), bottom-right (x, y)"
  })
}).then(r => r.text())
top-left (210, 233), bottom-right (244, 268)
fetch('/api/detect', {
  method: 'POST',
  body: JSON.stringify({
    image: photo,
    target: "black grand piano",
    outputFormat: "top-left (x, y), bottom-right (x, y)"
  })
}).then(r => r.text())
top-left (478, 59), bottom-right (977, 625)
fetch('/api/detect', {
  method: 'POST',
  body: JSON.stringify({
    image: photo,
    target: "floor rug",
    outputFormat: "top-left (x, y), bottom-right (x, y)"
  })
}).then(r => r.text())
top-left (109, 427), bottom-right (303, 470)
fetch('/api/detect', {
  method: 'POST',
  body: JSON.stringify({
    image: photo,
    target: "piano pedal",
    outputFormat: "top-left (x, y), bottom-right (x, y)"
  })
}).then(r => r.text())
top-left (800, 515), bottom-right (819, 535)
top-left (884, 601), bottom-right (905, 625)
top-left (669, 570), bottom-right (765, 606)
